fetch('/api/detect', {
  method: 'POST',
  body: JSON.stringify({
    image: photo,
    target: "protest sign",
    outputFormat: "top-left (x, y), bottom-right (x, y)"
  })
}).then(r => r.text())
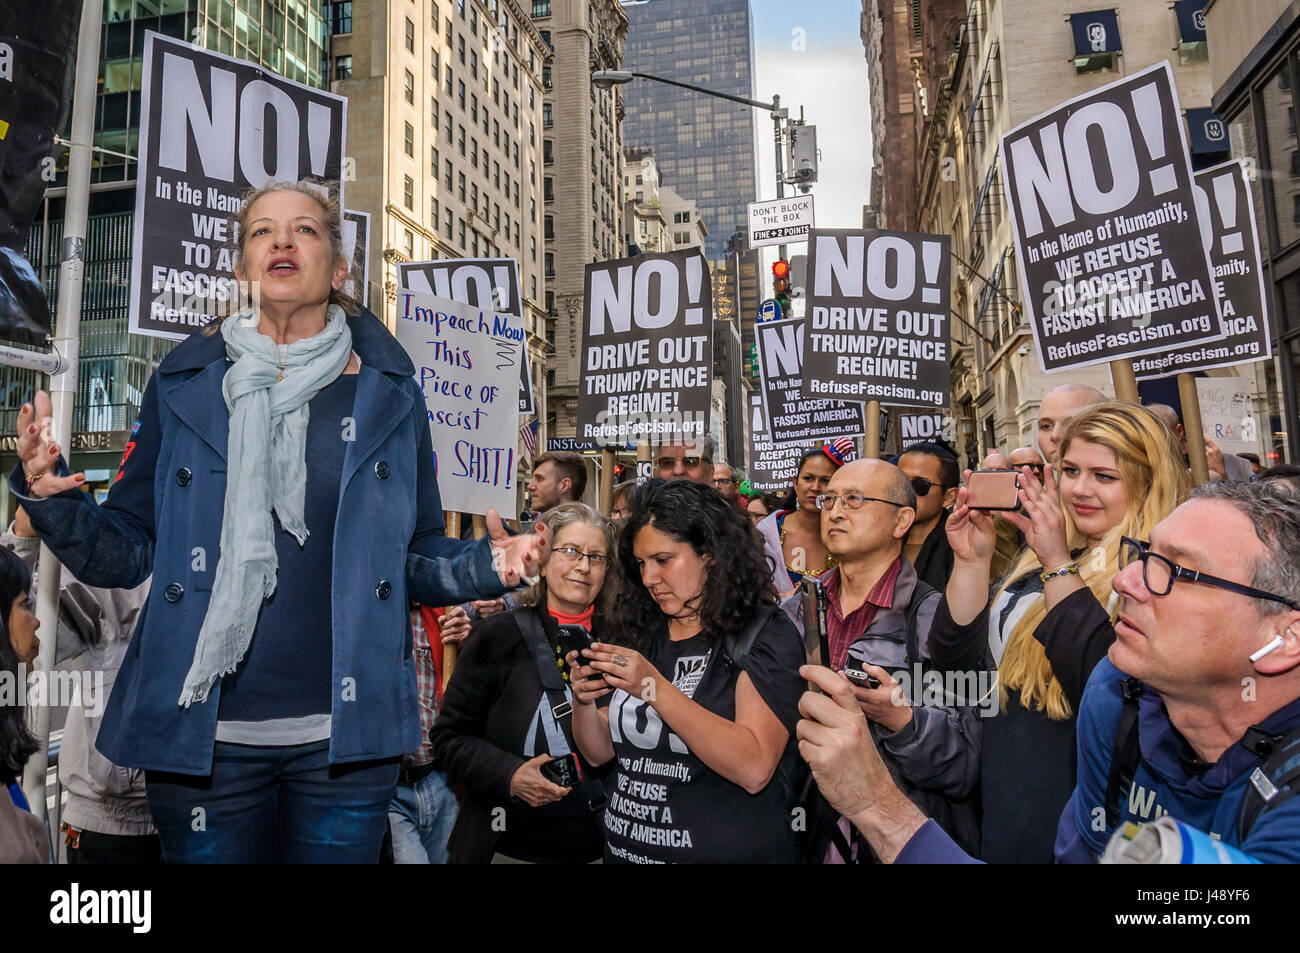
top-left (899, 411), bottom-right (951, 445)
top-left (341, 209), bottom-right (369, 309)
top-left (1000, 61), bottom-right (1222, 373)
top-left (398, 257), bottom-right (533, 414)
top-left (578, 248), bottom-right (713, 444)
top-left (1135, 160), bottom-right (1270, 379)
top-left (755, 317), bottom-right (865, 445)
top-left (801, 228), bottom-right (950, 408)
top-left (1195, 376), bottom-right (1258, 456)
top-left (394, 290), bottom-right (525, 518)
top-left (747, 194), bottom-right (814, 249)
top-left (128, 32), bottom-right (346, 340)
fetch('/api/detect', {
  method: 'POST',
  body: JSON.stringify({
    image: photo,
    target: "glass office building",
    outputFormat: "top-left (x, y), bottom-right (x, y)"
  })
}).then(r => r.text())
top-left (1, 0), bottom-right (329, 510)
top-left (619, 0), bottom-right (760, 262)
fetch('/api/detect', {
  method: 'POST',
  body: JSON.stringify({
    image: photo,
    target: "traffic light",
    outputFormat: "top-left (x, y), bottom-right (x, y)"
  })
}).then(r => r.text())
top-left (772, 259), bottom-right (791, 314)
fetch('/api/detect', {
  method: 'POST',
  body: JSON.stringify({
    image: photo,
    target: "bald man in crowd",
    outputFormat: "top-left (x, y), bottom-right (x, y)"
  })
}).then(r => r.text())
top-left (1036, 383), bottom-right (1105, 465)
top-left (1008, 446), bottom-right (1045, 484)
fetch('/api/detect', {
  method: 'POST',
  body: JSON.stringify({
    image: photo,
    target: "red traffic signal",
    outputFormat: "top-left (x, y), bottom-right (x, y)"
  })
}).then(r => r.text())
top-left (772, 259), bottom-right (790, 295)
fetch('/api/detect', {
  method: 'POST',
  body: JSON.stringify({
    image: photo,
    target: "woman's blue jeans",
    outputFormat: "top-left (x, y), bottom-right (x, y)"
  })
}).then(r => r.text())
top-left (145, 740), bottom-right (400, 863)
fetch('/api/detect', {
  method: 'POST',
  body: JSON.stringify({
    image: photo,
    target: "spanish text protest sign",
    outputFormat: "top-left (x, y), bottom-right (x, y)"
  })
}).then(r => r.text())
top-left (399, 257), bottom-right (534, 414)
top-left (1000, 61), bottom-right (1221, 373)
top-left (802, 228), bottom-right (950, 408)
top-left (394, 290), bottom-right (524, 518)
top-left (1134, 160), bottom-right (1270, 379)
top-left (578, 249), bottom-right (713, 445)
top-left (129, 33), bottom-right (346, 340)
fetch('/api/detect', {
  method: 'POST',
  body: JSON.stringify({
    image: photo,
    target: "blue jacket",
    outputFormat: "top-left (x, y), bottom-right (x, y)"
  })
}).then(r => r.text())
top-left (1055, 658), bottom-right (1300, 863)
top-left (9, 310), bottom-right (507, 774)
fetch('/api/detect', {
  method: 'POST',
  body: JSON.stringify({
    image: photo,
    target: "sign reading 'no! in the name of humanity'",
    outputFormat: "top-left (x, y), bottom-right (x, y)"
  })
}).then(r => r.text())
top-left (1000, 61), bottom-right (1223, 374)
top-left (577, 248), bottom-right (714, 445)
top-left (801, 228), bottom-right (951, 409)
top-left (128, 33), bottom-right (347, 340)
top-left (394, 290), bottom-right (526, 519)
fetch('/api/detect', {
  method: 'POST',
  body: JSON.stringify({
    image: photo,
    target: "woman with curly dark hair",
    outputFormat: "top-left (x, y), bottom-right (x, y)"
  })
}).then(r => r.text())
top-left (567, 479), bottom-right (805, 863)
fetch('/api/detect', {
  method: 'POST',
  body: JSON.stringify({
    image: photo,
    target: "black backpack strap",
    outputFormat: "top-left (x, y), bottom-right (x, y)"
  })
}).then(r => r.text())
top-left (903, 579), bottom-right (938, 667)
top-left (515, 608), bottom-right (607, 811)
top-left (722, 604), bottom-right (777, 673)
top-left (1104, 677), bottom-right (1145, 827)
top-left (1236, 725), bottom-right (1300, 841)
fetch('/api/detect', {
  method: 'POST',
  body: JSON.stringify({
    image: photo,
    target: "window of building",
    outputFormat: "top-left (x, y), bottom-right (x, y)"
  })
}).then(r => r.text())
top-left (445, 208), bottom-right (453, 240)
top-left (403, 175), bottom-right (414, 209)
top-left (431, 145), bottom-right (440, 175)
top-left (544, 214), bottom-right (554, 240)
top-left (471, 51), bottom-right (478, 79)
top-left (430, 99), bottom-right (439, 129)
top-left (458, 172), bottom-right (466, 202)
top-left (430, 196), bottom-right (438, 225)
top-left (404, 122), bottom-right (414, 156)
top-left (470, 5), bottom-right (478, 34)
top-left (471, 183), bottom-right (478, 209)
top-left (471, 94), bottom-right (478, 122)
top-left (457, 80), bottom-right (465, 108)
top-left (530, 235), bottom-right (537, 260)
top-left (543, 139), bottom-right (553, 164)
top-left (445, 109), bottom-right (453, 138)
top-left (529, 122), bottom-right (535, 146)
top-left (431, 49), bottom-right (439, 77)
top-left (458, 219), bottom-right (467, 249)
top-left (531, 275), bottom-right (537, 300)
top-left (430, 2), bottom-right (439, 30)
top-left (446, 159), bottom-right (453, 189)
top-left (329, 1), bottom-right (352, 35)
top-left (539, 30), bottom-right (551, 50)
top-left (542, 103), bottom-right (552, 127)
top-left (445, 65), bottom-right (453, 95)
top-left (542, 66), bottom-right (551, 89)
top-left (458, 35), bottom-right (465, 64)
top-left (544, 177), bottom-right (553, 201)
top-left (334, 55), bottom-right (352, 80)
top-left (404, 70), bottom-right (415, 104)
top-left (532, 1), bottom-right (550, 16)
top-left (405, 17), bottom-right (415, 53)
top-left (458, 124), bottom-right (466, 155)
top-left (403, 228), bottom-right (414, 257)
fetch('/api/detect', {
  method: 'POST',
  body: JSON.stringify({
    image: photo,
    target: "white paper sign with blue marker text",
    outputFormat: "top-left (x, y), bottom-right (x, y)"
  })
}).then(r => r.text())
top-left (395, 290), bottom-right (524, 518)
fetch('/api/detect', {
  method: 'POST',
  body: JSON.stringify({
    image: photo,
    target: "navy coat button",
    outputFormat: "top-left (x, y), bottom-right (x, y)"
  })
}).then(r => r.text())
top-left (375, 461), bottom-right (390, 479)
top-left (176, 467), bottom-right (192, 487)
top-left (164, 582), bottom-right (185, 603)
top-left (376, 580), bottom-right (392, 600)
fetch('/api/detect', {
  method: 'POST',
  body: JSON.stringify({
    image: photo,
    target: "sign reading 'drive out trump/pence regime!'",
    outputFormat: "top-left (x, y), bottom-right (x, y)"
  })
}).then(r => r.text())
top-left (129, 32), bottom-right (346, 340)
top-left (394, 291), bottom-right (525, 519)
top-left (1000, 61), bottom-right (1222, 373)
top-left (1134, 159), bottom-right (1271, 380)
top-left (801, 228), bottom-right (951, 408)
top-left (577, 249), bottom-right (714, 445)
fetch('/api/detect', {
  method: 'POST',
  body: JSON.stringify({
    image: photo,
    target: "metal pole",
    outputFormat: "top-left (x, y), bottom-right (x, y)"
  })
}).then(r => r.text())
top-left (1178, 373), bottom-right (1211, 485)
top-left (21, 0), bottom-right (101, 819)
top-left (773, 101), bottom-right (787, 263)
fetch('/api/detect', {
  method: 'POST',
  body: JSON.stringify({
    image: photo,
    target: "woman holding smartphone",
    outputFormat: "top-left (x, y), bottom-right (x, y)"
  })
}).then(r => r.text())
top-left (568, 480), bottom-right (805, 864)
top-left (929, 401), bottom-right (1190, 862)
top-left (431, 503), bottom-right (614, 864)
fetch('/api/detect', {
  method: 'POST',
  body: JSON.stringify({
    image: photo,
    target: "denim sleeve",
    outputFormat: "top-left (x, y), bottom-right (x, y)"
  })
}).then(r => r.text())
top-left (894, 819), bottom-right (982, 864)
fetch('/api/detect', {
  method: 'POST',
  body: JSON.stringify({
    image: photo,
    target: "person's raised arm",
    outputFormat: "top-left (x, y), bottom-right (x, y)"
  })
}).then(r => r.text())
top-left (943, 473), bottom-right (997, 625)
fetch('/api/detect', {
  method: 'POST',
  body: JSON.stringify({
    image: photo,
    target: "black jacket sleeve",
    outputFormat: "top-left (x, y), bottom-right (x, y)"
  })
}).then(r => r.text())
top-left (1033, 587), bottom-right (1115, 712)
top-left (928, 594), bottom-right (992, 674)
top-left (429, 613), bottom-right (527, 799)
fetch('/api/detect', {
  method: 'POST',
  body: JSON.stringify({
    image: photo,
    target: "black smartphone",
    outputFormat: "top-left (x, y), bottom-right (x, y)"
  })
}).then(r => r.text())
top-left (801, 577), bottom-right (831, 692)
top-left (844, 656), bottom-right (881, 689)
top-left (556, 623), bottom-right (603, 683)
top-left (539, 753), bottom-right (581, 788)
top-left (966, 469), bottom-right (1021, 511)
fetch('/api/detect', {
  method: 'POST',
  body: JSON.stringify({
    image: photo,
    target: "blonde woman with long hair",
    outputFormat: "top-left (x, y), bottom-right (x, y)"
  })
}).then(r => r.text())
top-left (930, 401), bottom-right (1190, 862)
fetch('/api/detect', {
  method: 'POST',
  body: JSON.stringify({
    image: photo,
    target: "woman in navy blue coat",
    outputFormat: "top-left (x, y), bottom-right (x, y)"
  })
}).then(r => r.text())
top-left (10, 181), bottom-right (549, 862)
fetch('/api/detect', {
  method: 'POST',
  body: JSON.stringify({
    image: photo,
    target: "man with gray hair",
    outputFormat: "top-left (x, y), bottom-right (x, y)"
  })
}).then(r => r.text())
top-left (797, 480), bottom-right (1300, 863)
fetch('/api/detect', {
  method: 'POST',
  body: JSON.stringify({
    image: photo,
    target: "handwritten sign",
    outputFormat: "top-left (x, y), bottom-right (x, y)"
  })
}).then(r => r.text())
top-left (394, 290), bottom-right (524, 518)
top-left (1195, 376), bottom-right (1258, 457)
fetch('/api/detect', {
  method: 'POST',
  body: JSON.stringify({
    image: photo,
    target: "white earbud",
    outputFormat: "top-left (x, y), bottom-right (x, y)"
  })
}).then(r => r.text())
top-left (1249, 636), bottom-right (1285, 663)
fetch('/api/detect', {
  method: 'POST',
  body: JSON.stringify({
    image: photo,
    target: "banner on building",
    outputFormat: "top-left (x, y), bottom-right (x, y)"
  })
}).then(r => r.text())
top-left (1195, 375), bottom-right (1258, 456)
top-left (0, 2), bottom-right (81, 347)
top-left (1000, 61), bottom-right (1222, 373)
top-left (393, 289), bottom-right (524, 518)
top-left (801, 228), bottom-right (950, 408)
top-left (128, 32), bottom-right (347, 340)
top-left (399, 257), bottom-right (534, 414)
top-left (1134, 160), bottom-right (1270, 379)
top-left (755, 317), bottom-right (865, 445)
top-left (577, 248), bottom-right (713, 445)
top-left (341, 209), bottom-right (369, 309)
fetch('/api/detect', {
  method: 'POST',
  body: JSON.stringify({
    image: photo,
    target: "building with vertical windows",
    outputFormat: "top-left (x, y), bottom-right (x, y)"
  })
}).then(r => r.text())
top-left (331, 0), bottom-right (552, 457)
top-left (622, 147), bottom-right (671, 254)
top-left (619, 0), bottom-right (760, 263)
top-left (0, 0), bottom-right (332, 518)
top-left (532, 0), bottom-right (628, 441)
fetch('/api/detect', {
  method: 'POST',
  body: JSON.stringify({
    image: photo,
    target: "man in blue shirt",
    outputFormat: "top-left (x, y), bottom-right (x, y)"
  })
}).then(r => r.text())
top-left (797, 481), bottom-right (1300, 863)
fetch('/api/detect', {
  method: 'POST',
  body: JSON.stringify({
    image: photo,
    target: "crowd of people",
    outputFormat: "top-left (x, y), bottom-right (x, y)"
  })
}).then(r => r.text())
top-left (2, 179), bottom-right (1299, 865)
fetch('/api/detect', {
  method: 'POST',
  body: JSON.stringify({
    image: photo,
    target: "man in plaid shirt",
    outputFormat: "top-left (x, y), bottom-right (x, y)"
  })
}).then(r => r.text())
top-left (387, 604), bottom-right (470, 863)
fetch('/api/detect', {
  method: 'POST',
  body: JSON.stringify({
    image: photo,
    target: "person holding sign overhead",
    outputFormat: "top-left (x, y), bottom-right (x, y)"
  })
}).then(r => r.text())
top-left (9, 180), bottom-right (549, 863)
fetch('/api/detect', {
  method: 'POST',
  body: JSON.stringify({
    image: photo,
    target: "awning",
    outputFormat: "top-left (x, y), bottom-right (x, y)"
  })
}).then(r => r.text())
top-left (1070, 9), bottom-right (1121, 57)
top-left (1186, 108), bottom-right (1229, 154)
top-left (1174, 0), bottom-right (1207, 44)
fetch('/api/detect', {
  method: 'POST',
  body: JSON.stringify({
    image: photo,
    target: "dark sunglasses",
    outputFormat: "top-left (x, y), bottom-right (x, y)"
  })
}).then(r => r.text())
top-left (658, 455), bottom-right (702, 469)
top-left (1119, 537), bottom-right (1300, 610)
top-left (909, 476), bottom-right (953, 497)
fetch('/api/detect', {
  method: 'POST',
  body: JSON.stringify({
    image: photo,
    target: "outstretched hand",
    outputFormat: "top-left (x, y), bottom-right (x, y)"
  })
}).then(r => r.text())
top-left (486, 507), bottom-right (551, 588)
top-left (16, 391), bottom-right (84, 498)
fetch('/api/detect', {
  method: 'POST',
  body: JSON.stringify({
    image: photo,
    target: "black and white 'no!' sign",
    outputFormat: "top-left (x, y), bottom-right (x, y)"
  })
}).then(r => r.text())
top-left (1001, 62), bottom-right (1221, 373)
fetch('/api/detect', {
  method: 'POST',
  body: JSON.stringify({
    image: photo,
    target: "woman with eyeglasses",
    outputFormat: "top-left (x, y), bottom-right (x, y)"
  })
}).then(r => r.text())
top-left (745, 492), bottom-right (784, 527)
top-left (567, 480), bottom-right (805, 863)
top-left (756, 444), bottom-right (851, 597)
top-left (431, 503), bottom-right (614, 864)
top-left (931, 401), bottom-right (1191, 862)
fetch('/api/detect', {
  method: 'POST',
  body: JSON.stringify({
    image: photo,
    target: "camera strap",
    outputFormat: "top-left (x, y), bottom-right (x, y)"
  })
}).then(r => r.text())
top-left (516, 608), bottom-right (608, 812)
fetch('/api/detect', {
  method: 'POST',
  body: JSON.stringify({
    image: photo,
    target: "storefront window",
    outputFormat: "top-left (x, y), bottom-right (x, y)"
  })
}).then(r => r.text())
top-left (1260, 59), bottom-right (1300, 251)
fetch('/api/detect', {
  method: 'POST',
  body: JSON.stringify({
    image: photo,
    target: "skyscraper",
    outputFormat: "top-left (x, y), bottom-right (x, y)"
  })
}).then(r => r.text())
top-left (619, 0), bottom-right (760, 262)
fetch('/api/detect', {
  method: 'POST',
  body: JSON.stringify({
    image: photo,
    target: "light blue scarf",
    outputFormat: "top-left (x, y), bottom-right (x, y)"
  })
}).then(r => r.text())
top-left (178, 305), bottom-right (353, 707)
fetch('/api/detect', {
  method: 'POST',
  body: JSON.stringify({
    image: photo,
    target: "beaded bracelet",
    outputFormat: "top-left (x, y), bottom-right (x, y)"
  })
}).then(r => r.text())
top-left (24, 470), bottom-right (45, 492)
top-left (1039, 562), bottom-right (1080, 584)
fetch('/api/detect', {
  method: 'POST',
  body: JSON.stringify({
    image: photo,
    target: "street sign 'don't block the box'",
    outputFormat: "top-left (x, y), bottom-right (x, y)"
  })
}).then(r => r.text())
top-left (747, 194), bottom-right (815, 249)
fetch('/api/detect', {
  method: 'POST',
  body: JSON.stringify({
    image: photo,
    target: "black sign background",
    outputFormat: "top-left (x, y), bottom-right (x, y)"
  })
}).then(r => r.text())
top-left (129, 33), bottom-right (346, 339)
top-left (802, 228), bottom-right (950, 408)
top-left (398, 257), bottom-right (533, 414)
top-left (756, 317), bottom-right (865, 445)
top-left (1000, 61), bottom-right (1221, 373)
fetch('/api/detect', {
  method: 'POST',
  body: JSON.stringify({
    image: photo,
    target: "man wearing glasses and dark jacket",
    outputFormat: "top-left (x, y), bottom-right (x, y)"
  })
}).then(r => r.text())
top-left (797, 481), bottom-right (1300, 863)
